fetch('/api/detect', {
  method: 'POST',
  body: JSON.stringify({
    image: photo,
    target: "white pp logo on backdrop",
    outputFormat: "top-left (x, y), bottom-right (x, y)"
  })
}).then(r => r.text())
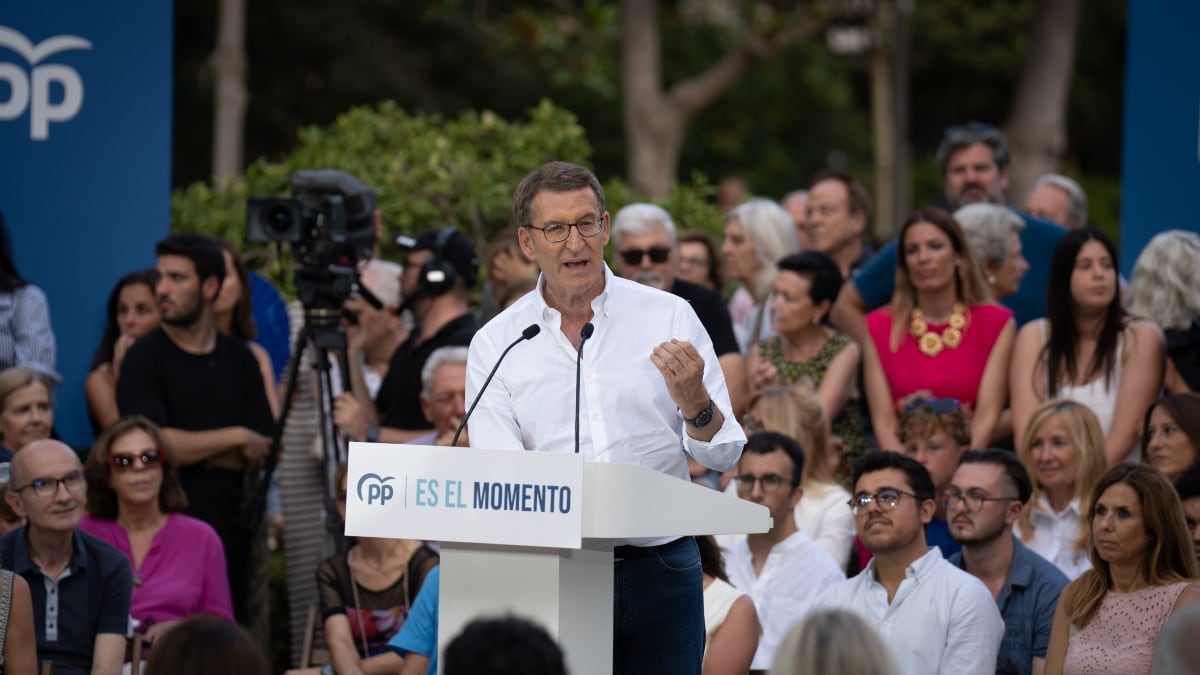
top-left (0, 26), bottom-right (91, 141)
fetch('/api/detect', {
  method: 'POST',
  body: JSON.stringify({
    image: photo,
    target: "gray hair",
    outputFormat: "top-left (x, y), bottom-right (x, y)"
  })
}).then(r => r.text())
top-left (360, 259), bottom-right (403, 308)
top-left (511, 162), bottom-right (605, 230)
top-left (611, 203), bottom-right (676, 250)
top-left (1125, 230), bottom-right (1200, 329)
top-left (1153, 602), bottom-right (1200, 675)
top-left (725, 198), bottom-right (799, 297)
top-left (1029, 174), bottom-right (1089, 228)
top-left (420, 346), bottom-right (469, 398)
top-left (953, 203), bottom-right (1025, 267)
top-left (936, 122), bottom-right (1010, 176)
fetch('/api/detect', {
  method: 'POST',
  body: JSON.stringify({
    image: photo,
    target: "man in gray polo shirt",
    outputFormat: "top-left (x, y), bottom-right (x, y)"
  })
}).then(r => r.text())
top-left (1, 440), bottom-right (131, 675)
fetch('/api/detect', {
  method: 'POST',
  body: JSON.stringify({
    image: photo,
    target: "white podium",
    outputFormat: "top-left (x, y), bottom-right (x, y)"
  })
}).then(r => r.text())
top-left (344, 443), bottom-right (769, 675)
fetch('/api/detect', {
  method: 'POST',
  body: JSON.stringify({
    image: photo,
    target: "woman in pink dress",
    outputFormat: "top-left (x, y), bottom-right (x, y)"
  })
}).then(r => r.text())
top-left (81, 416), bottom-right (233, 646)
top-left (1045, 463), bottom-right (1200, 675)
top-left (862, 207), bottom-right (1015, 451)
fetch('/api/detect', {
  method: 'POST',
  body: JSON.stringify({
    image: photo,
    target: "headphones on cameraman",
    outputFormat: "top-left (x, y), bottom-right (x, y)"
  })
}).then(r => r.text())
top-left (418, 227), bottom-right (460, 297)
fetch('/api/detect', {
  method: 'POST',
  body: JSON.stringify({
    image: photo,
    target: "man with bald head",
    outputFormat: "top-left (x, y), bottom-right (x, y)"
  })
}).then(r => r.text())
top-left (1, 440), bottom-right (132, 675)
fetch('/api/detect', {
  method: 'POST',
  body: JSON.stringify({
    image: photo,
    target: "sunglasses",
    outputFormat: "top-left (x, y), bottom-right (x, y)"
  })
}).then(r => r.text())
top-left (618, 247), bottom-right (671, 265)
top-left (902, 397), bottom-right (963, 416)
top-left (109, 449), bottom-right (163, 471)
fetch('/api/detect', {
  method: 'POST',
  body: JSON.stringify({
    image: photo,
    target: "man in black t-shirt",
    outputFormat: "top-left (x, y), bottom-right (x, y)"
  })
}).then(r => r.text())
top-left (610, 203), bottom-right (746, 421)
top-left (116, 233), bottom-right (276, 627)
top-left (333, 228), bottom-right (479, 444)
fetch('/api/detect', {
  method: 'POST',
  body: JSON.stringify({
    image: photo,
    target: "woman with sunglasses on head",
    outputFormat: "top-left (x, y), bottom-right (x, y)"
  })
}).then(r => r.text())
top-left (862, 208), bottom-right (1015, 453)
top-left (80, 416), bottom-right (233, 647)
top-left (746, 251), bottom-right (867, 475)
top-left (1011, 228), bottom-right (1165, 467)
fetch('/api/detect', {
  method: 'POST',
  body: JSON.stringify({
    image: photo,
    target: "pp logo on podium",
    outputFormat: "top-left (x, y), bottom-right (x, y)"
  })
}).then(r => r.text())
top-left (0, 26), bottom-right (92, 141)
top-left (357, 473), bottom-right (397, 506)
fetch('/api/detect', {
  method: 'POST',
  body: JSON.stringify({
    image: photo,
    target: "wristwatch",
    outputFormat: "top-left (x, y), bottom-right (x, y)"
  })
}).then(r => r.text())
top-left (683, 400), bottom-right (714, 428)
top-left (364, 426), bottom-right (380, 443)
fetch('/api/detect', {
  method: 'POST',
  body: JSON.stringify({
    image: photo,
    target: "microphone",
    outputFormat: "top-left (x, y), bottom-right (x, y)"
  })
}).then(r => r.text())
top-left (451, 324), bottom-right (541, 447)
top-left (575, 322), bottom-right (594, 454)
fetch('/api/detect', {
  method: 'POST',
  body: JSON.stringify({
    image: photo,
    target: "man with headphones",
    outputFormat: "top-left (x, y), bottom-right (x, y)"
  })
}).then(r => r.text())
top-left (333, 227), bottom-right (480, 444)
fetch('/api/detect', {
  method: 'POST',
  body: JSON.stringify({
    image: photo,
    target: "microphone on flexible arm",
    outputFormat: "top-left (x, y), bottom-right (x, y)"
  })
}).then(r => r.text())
top-left (451, 324), bottom-right (541, 447)
top-left (575, 322), bottom-right (595, 454)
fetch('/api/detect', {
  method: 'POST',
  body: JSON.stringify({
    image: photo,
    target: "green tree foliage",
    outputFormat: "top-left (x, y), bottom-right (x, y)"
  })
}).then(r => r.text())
top-left (172, 99), bottom-right (592, 290)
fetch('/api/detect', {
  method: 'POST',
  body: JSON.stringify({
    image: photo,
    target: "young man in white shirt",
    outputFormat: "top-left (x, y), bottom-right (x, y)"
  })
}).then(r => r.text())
top-left (813, 451), bottom-right (1003, 675)
top-left (723, 431), bottom-right (844, 670)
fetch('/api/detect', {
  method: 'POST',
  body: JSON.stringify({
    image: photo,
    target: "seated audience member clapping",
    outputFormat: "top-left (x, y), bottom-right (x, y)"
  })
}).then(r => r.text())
top-left (898, 397), bottom-right (970, 558)
top-left (1017, 400), bottom-right (1108, 580)
top-left (1143, 394), bottom-right (1200, 482)
top-left (769, 608), bottom-right (900, 675)
top-left (862, 208), bottom-right (1015, 451)
top-left (0, 367), bottom-right (54, 462)
top-left (84, 270), bottom-right (160, 434)
top-left (143, 615), bottom-right (269, 675)
top-left (288, 463), bottom-right (439, 675)
top-left (1125, 229), bottom-right (1200, 394)
top-left (746, 251), bottom-right (866, 472)
top-left (80, 416), bottom-right (233, 645)
top-left (1011, 229), bottom-right (1164, 466)
top-left (696, 534), bottom-right (758, 675)
top-left (1045, 464), bottom-right (1200, 675)
top-left (740, 386), bottom-right (855, 567)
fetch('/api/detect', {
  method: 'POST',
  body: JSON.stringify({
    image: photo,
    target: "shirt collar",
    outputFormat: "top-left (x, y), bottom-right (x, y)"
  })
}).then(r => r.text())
top-left (1034, 493), bottom-right (1081, 519)
top-left (534, 264), bottom-right (615, 325)
top-left (864, 545), bottom-right (943, 584)
top-left (10, 526), bottom-right (85, 575)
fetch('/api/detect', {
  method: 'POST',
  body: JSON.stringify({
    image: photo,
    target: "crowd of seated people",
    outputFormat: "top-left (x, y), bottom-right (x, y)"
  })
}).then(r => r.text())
top-left (4, 118), bottom-right (1200, 674)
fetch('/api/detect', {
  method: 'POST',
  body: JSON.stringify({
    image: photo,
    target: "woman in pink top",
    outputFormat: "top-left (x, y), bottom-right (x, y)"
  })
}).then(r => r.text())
top-left (862, 207), bottom-right (1015, 451)
top-left (1045, 464), bottom-right (1200, 675)
top-left (80, 416), bottom-right (233, 646)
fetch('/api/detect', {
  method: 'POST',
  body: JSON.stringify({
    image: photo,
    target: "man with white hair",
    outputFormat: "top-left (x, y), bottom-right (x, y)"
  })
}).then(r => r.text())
top-left (344, 259), bottom-right (407, 397)
top-left (1022, 174), bottom-right (1088, 230)
top-left (611, 203), bottom-right (747, 419)
top-left (412, 346), bottom-right (469, 446)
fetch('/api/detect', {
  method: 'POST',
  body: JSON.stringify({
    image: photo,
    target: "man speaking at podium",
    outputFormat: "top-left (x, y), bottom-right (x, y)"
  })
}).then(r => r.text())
top-left (466, 161), bottom-right (746, 674)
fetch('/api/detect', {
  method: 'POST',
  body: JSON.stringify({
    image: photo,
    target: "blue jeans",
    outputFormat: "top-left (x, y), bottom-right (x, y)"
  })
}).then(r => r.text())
top-left (613, 537), bottom-right (704, 675)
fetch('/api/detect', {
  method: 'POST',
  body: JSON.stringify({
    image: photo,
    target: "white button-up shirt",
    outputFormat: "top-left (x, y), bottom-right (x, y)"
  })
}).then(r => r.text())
top-left (466, 266), bottom-right (745, 542)
top-left (813, 547), bottom-right (1004, 675)
top-left (1017, 494), bottom-right (1091, 580)
top-left (724, 529), bottom-right (845, 670)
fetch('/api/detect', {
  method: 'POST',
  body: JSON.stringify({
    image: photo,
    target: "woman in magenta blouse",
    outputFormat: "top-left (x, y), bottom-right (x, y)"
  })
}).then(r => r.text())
top-left (862, 207), bottom-right (1015, 451)
top-left (80, 416), bottom-right (233, 645)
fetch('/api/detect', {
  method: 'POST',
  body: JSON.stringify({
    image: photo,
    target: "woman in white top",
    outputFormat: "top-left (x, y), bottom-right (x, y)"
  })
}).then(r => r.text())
top-left (697, 535), bottom-right (759, 675)
top-left (1010, 229), bottom-right (1164, 466)
top-left (744, 384), bottom-right (855, 569)
top-left (720, 199), bottom-right (800, 352)
top-left (1016, 399), bottom-right (1108, 579)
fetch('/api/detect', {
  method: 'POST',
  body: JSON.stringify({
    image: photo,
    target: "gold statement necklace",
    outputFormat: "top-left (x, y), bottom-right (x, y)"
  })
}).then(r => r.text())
top-left (909, 303), bottom-right (968, 357)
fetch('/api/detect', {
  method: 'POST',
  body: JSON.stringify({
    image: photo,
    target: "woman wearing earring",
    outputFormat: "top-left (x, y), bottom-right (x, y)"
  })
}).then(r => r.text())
top-left (746, 251), bottom-right (866, 473)
top-left (862, 208), bottom-right (1015, 451)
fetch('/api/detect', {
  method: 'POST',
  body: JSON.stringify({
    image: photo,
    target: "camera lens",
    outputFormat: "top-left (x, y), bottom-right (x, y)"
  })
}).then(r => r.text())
top-left (265, 205), bottom-right (294, 233)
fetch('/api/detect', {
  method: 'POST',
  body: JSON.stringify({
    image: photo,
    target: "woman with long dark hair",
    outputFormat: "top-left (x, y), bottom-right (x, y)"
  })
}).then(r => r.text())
top-left (1011, 229), bottom-right (1164, 466)
top-left (85, 270), bottom-right (159, 433)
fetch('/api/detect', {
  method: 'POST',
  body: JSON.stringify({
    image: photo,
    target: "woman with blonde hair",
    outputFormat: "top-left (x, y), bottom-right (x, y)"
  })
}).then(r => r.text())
top-left (769, 608), bottom-right (900, 675)
top-left (1125, 229), bottom-right (1200, 394)
top-left (0, 366), bottom-right (54, 461)
top-left (1017, 399), bottom-right (1108, 580)
top-left (741, 385), bottom-right (854, 568)
top-left (1045, 464), bottom-right (1200, 675)
top-left (863, 208), bottom-right (1015, 451)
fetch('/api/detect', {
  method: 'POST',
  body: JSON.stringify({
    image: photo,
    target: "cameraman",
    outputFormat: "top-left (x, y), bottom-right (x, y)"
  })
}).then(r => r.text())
top-left (334, 228), bottom-right (479, 443)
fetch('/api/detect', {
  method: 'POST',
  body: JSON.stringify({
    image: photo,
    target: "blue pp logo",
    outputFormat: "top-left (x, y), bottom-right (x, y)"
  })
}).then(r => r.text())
top-left (356, 473), bottom-right (396, 506)
top-left (0, 26), bottom-right (92, 140)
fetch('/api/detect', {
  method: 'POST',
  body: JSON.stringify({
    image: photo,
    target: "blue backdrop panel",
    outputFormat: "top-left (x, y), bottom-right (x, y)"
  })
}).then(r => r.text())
top-left (1120, 1), bottom-right (1200, 274)
top-left (0, 2), bottom-right (172, 449)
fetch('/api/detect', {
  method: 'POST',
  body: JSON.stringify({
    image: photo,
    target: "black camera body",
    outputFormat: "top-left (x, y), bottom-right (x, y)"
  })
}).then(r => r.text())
top-left (247, 169), bottom-right (378, 319)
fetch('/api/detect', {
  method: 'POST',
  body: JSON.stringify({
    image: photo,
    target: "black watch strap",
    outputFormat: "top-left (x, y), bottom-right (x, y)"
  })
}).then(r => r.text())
top-left (683, 400), bottom-right (714, 428)
top-left (365, 426), bottom-right (380, 442)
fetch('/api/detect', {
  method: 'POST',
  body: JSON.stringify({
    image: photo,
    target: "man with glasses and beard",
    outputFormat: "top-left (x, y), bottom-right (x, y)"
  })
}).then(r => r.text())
top-left (945, 449), bottom-right (1069, 675)
top-left (117, 233), bottom-right (276, 630)
top-left (1, 440), bottom-right (132, 675)
top-left (813, 451), bottom-right (1002, 675)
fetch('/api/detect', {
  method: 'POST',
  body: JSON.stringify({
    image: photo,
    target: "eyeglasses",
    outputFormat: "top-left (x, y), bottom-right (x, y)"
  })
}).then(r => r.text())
top-left (733, 473), bottom-right (793, 493)
top-left (677, 256), bottom-right (709, 269)
top-left (618, 247), bottom-right (671, 266)
top-left (12, 470), bottom-right (86, 498)
top-left (741, 417), bottom-right (765, 434)
top-left (525, 216), bottom-right (605, 243)
top-left (941, 487), bottom-right (1017, 512)
top-left (902, 397), bottom-right (963, 416)
top-left (108, 449), bottom-right (163, 472)
top-left (848, 488), bottom-right (920, 515)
